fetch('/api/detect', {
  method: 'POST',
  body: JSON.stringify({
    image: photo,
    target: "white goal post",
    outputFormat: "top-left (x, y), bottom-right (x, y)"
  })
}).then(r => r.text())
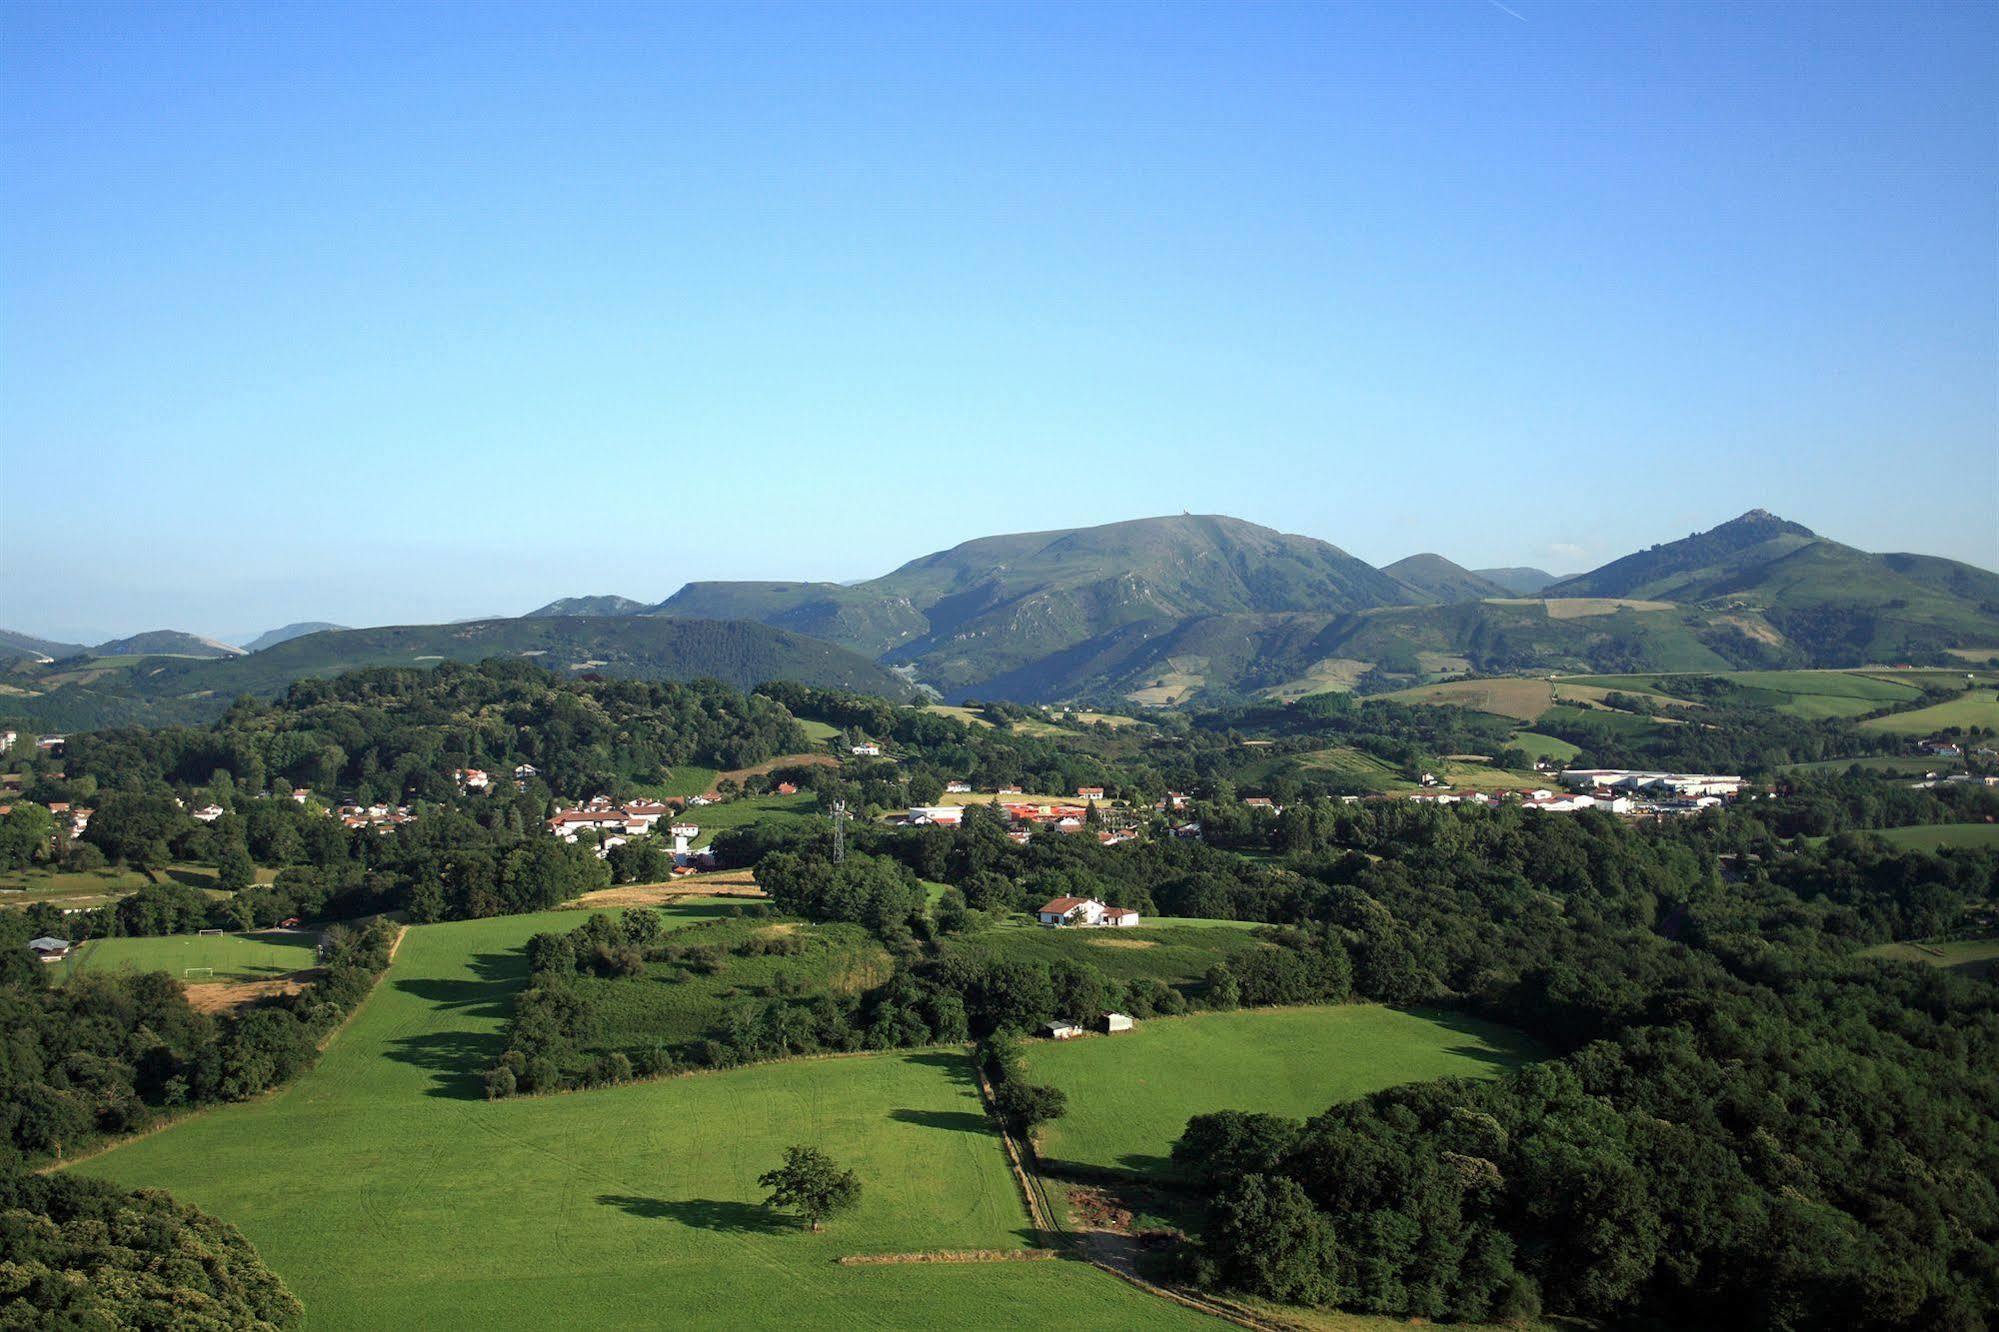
top-left (197, 928), bottom-right (226, 937)
top-left (183, 967), bottom-right (215, 979)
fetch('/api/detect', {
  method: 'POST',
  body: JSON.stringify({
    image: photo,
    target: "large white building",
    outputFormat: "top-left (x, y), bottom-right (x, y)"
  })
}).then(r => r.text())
top-left (1559, 769), bottom-right (1743, 799)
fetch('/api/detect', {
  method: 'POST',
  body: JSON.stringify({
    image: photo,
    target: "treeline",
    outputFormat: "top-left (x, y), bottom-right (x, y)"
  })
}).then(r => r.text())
top-left (0, 914), bottom-right (398, 1166)
top-left (44, 659), bottom-right (809, 810)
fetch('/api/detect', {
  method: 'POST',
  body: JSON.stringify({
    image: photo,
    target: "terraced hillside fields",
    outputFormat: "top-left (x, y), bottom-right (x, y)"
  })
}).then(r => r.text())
top-left (70, 907), bottom-right (1210, 1330)
top-left (1019, 1005), bottom-right (1541, 1180)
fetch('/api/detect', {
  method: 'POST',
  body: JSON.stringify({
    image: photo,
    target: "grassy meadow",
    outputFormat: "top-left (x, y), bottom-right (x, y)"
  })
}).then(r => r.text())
top-left (56, 929), bottom-right (320, 984)
top-left (70, 906), bottom-right (1209, 1330)
top-left (0, 860), bottom-right (277, 910)
top-left (943, 919), bottom-right (1266, 995)
top-left (1860, 689), bottom-right (1999, 736)
top-left (1869, 823), bottom-right (1999, 852)
top-left (676, 790), bottom-right (821, 847)
top-left (1019, 1005), bottom-right (1542, 1179)
top-left (1863, 937), bottom-right (1999, 980)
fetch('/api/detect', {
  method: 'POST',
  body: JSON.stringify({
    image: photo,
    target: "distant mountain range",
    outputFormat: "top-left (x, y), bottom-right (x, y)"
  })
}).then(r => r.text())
top-left (240, 621), bottom-right (348, 652)
top-left (0, 617), bottom-right (915, 730)
top-left (4, 509), bottom-right (1994, 724)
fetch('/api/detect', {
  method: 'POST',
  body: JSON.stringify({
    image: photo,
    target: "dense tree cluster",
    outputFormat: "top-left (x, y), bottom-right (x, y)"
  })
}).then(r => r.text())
top-left (1163, 810), bottom-right (1999, 1329)
top-left (0, 1170), bottom-right (302, 1328)
top-left (0, 915), bottom-right (398, 1165)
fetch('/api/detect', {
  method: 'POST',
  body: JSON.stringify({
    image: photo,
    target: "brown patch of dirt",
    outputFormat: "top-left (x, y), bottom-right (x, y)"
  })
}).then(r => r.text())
top-left (1090, 937), bottom-right (1158, 950)
top-left (754, 922), bottom-right (801, 939)
top-left (715, 752), bottom-right (838, 785)
top-left (183, 970), bottom-right (320, 1014)
top-left (568, 871), bottom-right (768, 910)
top-left (1069, 1186), bottom-right (1134, 1233)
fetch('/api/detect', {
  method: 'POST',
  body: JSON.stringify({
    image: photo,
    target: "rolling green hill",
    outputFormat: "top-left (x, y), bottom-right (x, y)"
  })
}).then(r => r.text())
top-left (656, 514), bottom-right (1414, 694)
top-left (1382, 553), bottom-right (1512, 603)
top-left (1474, 566), bottom-right (1561, 596)
top-left (0, 617), bottom-right (917, 729)
top-left (1547, 511), bottom-right (1999, 665)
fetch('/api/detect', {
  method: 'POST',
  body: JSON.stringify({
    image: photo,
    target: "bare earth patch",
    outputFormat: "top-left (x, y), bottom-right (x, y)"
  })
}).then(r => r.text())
top-left (715, 752), bottom-right (838, 785)
top-left (1090, 937), bottom-right (1158, 951)
top-left (568, 870), bottom-right (768, 910)
top-left (183, 971), bottom-right (320, 1015)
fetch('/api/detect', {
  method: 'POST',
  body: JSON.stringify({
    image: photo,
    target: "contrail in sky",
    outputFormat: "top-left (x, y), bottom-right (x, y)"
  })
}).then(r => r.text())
top-left (1487, 0), bottom-right (1527, 19)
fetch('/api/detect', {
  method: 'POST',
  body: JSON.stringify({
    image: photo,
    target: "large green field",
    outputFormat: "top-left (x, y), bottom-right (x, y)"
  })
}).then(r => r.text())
top-left (1564, 669), bottom-right (1922, 720)
top-left (1018, 1006), bottom-right (1542, 1180)
top-left (0, 860), bottom-right (277, 909)
top-left (1860, 689), bottom-right (1999, 736)
top-left (1869, 823), bottom-right (1999, 852)
top-left (70, 907), bottom-right (1209, 1330)
top-left (56, 929), bottom-right (320, 984)
top-left (1863, 937), bottom-right (1999, 980)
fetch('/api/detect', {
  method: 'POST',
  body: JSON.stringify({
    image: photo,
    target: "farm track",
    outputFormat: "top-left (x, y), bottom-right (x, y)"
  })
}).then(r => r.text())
top-left (974, 1066), bottom-right (1277, 1331)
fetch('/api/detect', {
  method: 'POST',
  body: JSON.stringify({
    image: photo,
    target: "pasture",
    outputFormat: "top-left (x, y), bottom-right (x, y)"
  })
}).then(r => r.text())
top-left (71, 907), bottom-right (1208, 1330)
top-left (1019, 1006), bottom-right (1541, 1180)
top-left (1870, 823), bottom-right (1999, 852)
top-left (1510, 731), bottom-right (1581, 763)
top-left (634, 765), bottom-right (722, 800)
top-left (677, 791), bottom-right (821, 847)
top-left (1783, 755), bottom-right (1964, 778)
top-left (56, 929), bottom-right (320, 985)
top-left (1860, 690), bottom-right (1999, 736)
top-left (0, 860), bottom-right (276, 910)
top-left (1863, 937), bottom-right (1999, 980)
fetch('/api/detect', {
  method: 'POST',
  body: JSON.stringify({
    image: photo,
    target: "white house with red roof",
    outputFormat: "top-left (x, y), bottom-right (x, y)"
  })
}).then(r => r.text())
top-left (1035, 897), bottom-right (1141, 928)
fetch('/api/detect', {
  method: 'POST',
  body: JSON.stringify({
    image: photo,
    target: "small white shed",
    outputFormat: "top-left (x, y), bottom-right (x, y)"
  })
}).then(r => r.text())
top-left (1103, 1012), bottom-right (1135, 1034)
top-left (1040, 1021), bottom-right (1083, 1040)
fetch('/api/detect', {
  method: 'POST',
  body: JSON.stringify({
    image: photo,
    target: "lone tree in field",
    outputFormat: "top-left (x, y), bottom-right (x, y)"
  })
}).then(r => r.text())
top-left (758, 1145), bottom-right (861, 1232)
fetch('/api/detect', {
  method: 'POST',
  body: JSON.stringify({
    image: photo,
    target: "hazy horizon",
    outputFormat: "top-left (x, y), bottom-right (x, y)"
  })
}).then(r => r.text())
top-left (5, 1), bottom-right (1994, 643)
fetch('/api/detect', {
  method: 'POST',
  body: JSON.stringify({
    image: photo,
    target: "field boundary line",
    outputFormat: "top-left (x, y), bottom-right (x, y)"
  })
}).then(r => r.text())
top-left (836, 1249), bottom-right (1058, 1266)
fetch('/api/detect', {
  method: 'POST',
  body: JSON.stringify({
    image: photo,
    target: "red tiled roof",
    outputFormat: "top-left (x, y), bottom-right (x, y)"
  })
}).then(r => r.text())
top-left (1038, 896), bottom-right (1089, 914)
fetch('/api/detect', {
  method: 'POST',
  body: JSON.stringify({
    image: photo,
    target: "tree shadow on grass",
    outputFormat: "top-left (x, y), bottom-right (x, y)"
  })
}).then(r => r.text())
top-left (888, 1107), bottom-right (993, 1134)
top-left (596, 1195), bottom-right (792, 1234)
top-left (902, 1049), bottom-right (977, 1086)
top-left (380, 951), bottom-right (526, 1099)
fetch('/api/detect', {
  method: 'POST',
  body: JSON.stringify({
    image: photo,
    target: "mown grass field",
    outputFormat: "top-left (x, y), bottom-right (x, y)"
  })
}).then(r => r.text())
top-left (1869, 823), bottom-right (1999, 852)
top-left (71, 907), bottom-right (1210, 1330)
top-left (1020, 1005), bottom-right (1542, 1179)
top-left (1863, 937), bottom-right (1999, 979)
top-left (1860, 689), bottom-right (1999, 736)
top-left (0, 860), bottom-right (277, 909)
top-left (1510, 731), bottom-right (1581, 763)
top-left (56, 929), bottom-right (320, 984)
top-left (943, 920), bottom-right (1266, 996)
top-left (1565, 669), bottom-right (1921, 720)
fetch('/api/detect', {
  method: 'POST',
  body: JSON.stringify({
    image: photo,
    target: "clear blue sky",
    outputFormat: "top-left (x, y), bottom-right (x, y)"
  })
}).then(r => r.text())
top-left (4, 0), bottom-right (1993, 643)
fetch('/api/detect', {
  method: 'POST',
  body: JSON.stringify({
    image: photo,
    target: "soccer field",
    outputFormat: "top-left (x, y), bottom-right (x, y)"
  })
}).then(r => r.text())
top-left (70, 906), bottom-right (1210, 1330)
top-left (57, 930), bottom-right (320, 984)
